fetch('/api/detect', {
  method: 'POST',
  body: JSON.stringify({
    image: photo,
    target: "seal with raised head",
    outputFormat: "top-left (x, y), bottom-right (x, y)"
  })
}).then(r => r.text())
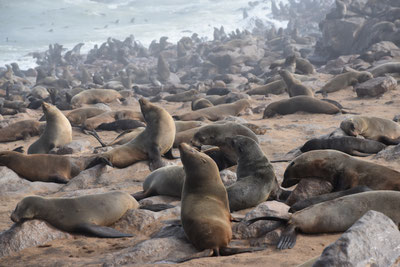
top-left (0, 120), bottom-right (44, 142)
top-left (174, 99), bottom-right (250, 121)
top-left (279, 69), bottom-right (313, 97)
top-left (247, 191), bottom-right (400, 250)
top-left (316, 70), bottom-right (373, 95)
top-left (300, 136), bottom-right (387, 156)
top-left (70, 89), bottom-right (123, 108)
top-left (263, 96), bottom-right (342, 118)
top-left (11, 191), bottom-right (138, 238)
top-left (225, 135), bottom-right (283, 211)
top-left (28, 102), bottom-right (72, 154)
top-left (0, 151), bottom-right (92, 183)
top-left (340, 115), bottom-right (400, 145)
top-left (88, 98), bottom-right (176, 170)
top-left (282, 150), bottom-right (400, 191)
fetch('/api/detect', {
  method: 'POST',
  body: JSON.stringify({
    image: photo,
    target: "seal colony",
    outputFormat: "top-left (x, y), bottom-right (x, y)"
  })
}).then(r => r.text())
top-left (1, 0), bottom-right (400, 265)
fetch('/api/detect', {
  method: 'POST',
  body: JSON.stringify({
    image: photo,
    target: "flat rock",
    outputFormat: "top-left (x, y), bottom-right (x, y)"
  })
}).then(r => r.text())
top-left (355, 76), bottom-right (397, 97)
top-left (374, 143), bottom-right (400, 161)
top-left (314, 210), bottom-right (400, 267)
top-left (220, 169), bottom-right (237, 186)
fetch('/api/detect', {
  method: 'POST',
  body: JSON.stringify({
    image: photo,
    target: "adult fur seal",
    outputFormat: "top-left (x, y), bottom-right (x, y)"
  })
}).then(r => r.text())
top-left (66, 107), bottom-right (107, 126)
top-left (174, 99), bottom-right (250, 121)
top-left (246, 80), bottom-right (287, 96)
top-left (300, 136), bottom-right (386, 156)
top-left (163, 89), bottom-right (199, 102)
top-left (28, 102), bottom-right (72, 154)
top-left (282, 150), bottom-right (400, 191)
top-left (369, 62), bottom-right (400, 77)
top-left (340, 116), bottom-right (400, 145)
top-left (83, 110), bottom-right (143, 130)
top-left (88, 98), bottom-right (175, 170)
top-left (191, 98), bottom-right (214, 110)
top-left (70, 89), bottom-right (123, 108)
top-left (247, 191), bottom-right (400, 249)
top-left (0, 151), bottom-right (92, 183)
top-left (0, 120), bottom-right (44, 142)
top-left (225, 136), bottom-right (284, 211)
top-left (96, 119), bottom-right (146, 131)
top-left (263, 96), bottom-right (342, 118)
top-left (179, 143), bottom-right (263, 259)
top-left (11, 191), bottom-right (138, 238)
top-left (316, 70), bottom-right (372, 95)
top-left (132, 165), bottom-right (185, 200)
top-left (279, 70), bottom-right (313, 97)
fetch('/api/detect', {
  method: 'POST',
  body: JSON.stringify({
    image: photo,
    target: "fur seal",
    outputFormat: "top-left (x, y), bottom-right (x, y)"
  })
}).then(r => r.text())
top-left (28, 102), bottom-right (72, 154)
top-left (369, 62), bottom-right (400, 77)
top-left (90, 127), bottom-right (146, 147)
top-left (0, 151), bottom-right (92, 183)
top-left (0, 120), bottom-right (44, 142)
top-left (282, 150), bottom-right (400, 191)
top-left (246, 80), bottom-right (287, 96)
top-left (340, 116), bottom-right (400, 145)
top-left (163, 89), bottom-right (199, 102)
top-left (225, 135), bottom-right (282, 211)
top-left (316, 70), bottom-right (373, 95)
top-left (174, 99), bottom-right (250, 121)
top-left (248, 191), bottom-right (400, 250)
top-left (295, 58), bottom-right (315, 75)
top-left (83, 110), bottom-right (143, 130)
top-left (174, 126), bottom-right (202, 148)
top-left (96, 119), bottom-right (146, 131)
top-left (88, 98), bottom-right (175, 170)
top-left (132, 165), bottom-right (185, 200)
top-left (70, 89), bottom-right (123, 108)
top-left (300, 136), bottom-right (387, 156)
top-left (191, 122), bottom-right (258, 168)
top-left (11, 191), bottom-right (138, 238)
top-left (191, 98), bottom-right (214, 110)
top-left (174, 120), bottom-right (204, 132)
top-left (66, 107), bottom-right (107, 126)
top-left (279, 70), bottom-right (313, 97)
top-left (263, 96), bottom-right (342, 118)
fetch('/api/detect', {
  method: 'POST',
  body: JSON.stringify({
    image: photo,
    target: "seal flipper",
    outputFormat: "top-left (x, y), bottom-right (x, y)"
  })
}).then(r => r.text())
top-left (12, 146), bottom-right (24, 153)
top-left (140, 203), bottom-right (175, 212)
top-left (245, 216), bottom-right (288, 226)
top-left (350, 150), bottom-right (372, 157)
top-left (74, 223), bottom-right (133, 238)
top-left (84, 129), bottom-right (107, 147)
top-left (85, 156), bottom-right (113, 169)
top-left (132, 190), bottom-right (153, 201)
top-left (148, 144), bottom-right (166, 171)
top-left (219, 246), bottom-right (267, 256)
top-left (277, 224), bottom-right (297, 250)
top-left (49, 174), bottom-right (69, 184)
top-left (378, 136), bottom-right (400, 146)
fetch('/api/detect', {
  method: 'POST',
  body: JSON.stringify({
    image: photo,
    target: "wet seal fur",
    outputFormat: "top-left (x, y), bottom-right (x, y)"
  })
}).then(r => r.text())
top-left (11, 191), bottom-right (138, 238)
top-left (28, 102), bottom-right (72, 154)
top-left (88, 98), bottom-right (176, 170)
top-left (282, 150), bottom-right (400, 191)
top-left (247, 191), bottom-right (400, 250)
top-left (340, 116), bottom-right (400, 145)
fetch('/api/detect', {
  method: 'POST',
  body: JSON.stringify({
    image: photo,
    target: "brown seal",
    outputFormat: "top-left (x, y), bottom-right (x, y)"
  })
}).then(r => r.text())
top-left (70, 89), bottom-right (123, 108)
top-left (279, 70), bottom-right (314, 97)
top-left (28, 102), bottom-right (72, 154)
top-left (369, 62), bottom-right (400, 77)
top-left (163, 89), bottom-right (199, 102)
top-left (83, 110), bottom-right (143, 130)
top-left (263, 96), bottom-right (341, 118)
top-left (88, 98), bottom-right (176, 170)
top-left (0, 151), bottom-right (92, 183)
top-left (246, 80), bottom-right (287, 96)
top-left (340, 115), bottom-right (400, 145)
top-left (191, 98), bottom-right (214, 110)
top-left (0, 120), bottom-right (44, 142)
top-left (11, 191), bottom-right (138, 238)
top-left (316, 70), bottom-right (373, 95)
top-left (225, 135), bottom-right (283, 211)
top-left (66, 107), bottom-right (108, 126)
top-left (174, 99), bottom-right (250, 121)
top-left (247, 191), bottom-right (400, 250)
top-left (282, 150), bottom-right (400, 191)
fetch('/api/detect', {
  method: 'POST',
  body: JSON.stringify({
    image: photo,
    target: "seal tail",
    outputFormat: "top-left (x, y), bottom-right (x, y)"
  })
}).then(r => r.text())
top-left (245, 215), bottom-right (288, 226)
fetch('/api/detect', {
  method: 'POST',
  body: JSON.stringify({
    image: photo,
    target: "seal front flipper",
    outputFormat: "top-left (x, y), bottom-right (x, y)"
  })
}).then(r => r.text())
top-left (74, 223), bottom-right (133, 238)
top-left (245, 215), bottom-right (288, 226)
top-left (148, 144), bottom-right (166, 171)
top-left (219, 246), bottom-right (267, 256)
top-left (277, 224), bottom-right (297, 250)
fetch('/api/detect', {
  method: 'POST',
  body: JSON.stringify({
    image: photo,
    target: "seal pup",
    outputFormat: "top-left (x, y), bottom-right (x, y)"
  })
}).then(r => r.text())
top-left (316, 70), bottom-right (373, 95)
top-left (88, 98), bottom-right (175, 170)
top-left (174, 99), bottom-right (250, 121)
top-left (279, 70), bottom-right (313, 97)
top-left (28, 102), bottom-right (72, 154)
top-left (11, 191), bottom-right (138, 238)
top-left (0, 151), bottom-right (92, 183)
top-left (83, 110), bottom-right (143, 130)
top-left (263, 96), bottom-right (342, 118)
top-left (0, 120), bottom-right (44, 142)
top-left (282, 150), bottom-right (400, 191)
top-left (300, 136), bottom-right (386, 156)
top-left (179, 143), bottom-right (264, 260)
top-left (225, 136), bottom-right (284, 211)
top-left (247, 191), bottom-right (400, 249)
top-left (70, 89), bottom-right (123, 108)
top-left (340, 116), bottom-right (400, 145)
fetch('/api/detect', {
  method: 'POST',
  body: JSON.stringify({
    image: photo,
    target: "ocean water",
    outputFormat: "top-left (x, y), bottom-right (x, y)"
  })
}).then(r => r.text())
top-left (0, 0), bottom-right (289, 70)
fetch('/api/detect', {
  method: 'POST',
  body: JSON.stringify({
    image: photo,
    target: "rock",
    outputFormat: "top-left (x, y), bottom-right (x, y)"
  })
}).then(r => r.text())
top-left (360, 41), bottom-right (400, 63)
top-left (355, 76), bottom-right (397, 97)
top-left (0, 220), bottom-right (71, 258)
top-left (286, 178), bottom-right (333, 206)
top-left (157, 54), bottom-right (170, 82)
top-left (220, 169), bottom-right (237, 186)
top-left (314, 210), bottom-right (400, 267)
top-left (374, 143), bottom-right (400, 161)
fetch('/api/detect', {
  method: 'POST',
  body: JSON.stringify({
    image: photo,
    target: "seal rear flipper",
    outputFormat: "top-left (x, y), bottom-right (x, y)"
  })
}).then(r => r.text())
top-left (84, 129), bottom-right (107, 147)
top-left (74, 223), bottom-right (133, 238)
top-left (132, 190), bottom-right (152, 201)
top-left (49, 175), bottom-right (69, 184)
top-left (350, 150), bottom-right (372, 157)
top-left (139, 203), bottom-right (175, 212)
top-left (85, 156), bottom-right (113, 169)
top-left (377, 136), bottom-right (400, 146)
top-left (12, 146), bottom-right (24, 153)
top-left (277, 224), bottom-right (297, 250)
top-left (219, 246), bottom-right (267, 256)
top-left (245, 215), bottom-right (288, 226)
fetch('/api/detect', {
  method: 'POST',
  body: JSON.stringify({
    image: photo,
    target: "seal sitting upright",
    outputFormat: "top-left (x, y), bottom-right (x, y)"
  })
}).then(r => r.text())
top-left (88, 98), bottom-right (175, 170)
top-left (28, 102), bottom-right (72, 154)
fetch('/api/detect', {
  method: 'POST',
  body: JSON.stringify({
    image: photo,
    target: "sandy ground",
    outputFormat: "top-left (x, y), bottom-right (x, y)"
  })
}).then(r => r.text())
top-left (0, 73), bottom-right (400, 266)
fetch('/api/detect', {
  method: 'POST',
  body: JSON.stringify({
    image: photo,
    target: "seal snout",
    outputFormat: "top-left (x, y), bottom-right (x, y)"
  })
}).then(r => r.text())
top-left (10, 212), bottom-right (19, 223)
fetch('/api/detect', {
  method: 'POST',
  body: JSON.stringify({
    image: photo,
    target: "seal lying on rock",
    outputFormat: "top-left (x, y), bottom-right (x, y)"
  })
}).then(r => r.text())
top-left (316, 70), bottom-right (372, 95)
top-left (11, 191), bottom-right (138, 238)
